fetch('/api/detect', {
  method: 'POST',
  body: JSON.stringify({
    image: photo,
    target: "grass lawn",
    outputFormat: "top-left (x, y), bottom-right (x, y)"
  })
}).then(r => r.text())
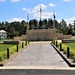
top-left (60, 42), bottom-right (75, 62)
top-left (0, 41), bottom-right (27, 61)
top-left (0, 44), bottom-right (15, 52)
top-left (0, 44), bottom-right (16, 61)
top-left (63, 43), bottom-right (75, 50)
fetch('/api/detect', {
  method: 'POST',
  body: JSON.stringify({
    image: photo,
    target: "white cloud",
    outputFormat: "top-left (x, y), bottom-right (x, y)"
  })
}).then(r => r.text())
top-left (7, 17), bottom-right (25, 22)
top-left (64, 0), bottom-right (71, 2)
top-left (29, 4), bottom-right (53, 19)
top-left (32, 4), bottom-right (46, 13)
top-left (49, 3), bottom-right (57, 7)
top-left (57, 19), bottom-right (61, 23)
top-left (57, 17), bottom-right (75, 24)
top-left (22, 8), bottom-right (27, 11)
top-left (22, 8), bottom-right (31, 12)
top-left (0, 0), bottom-right (5, 2)
top-left (22, 4), bottom-right (56, 20)
top-left (11, 0), bottom-right (20, 3)
top-left (33, 12), bottom-right (53, 19)
top-left (65, 17), bottom-right (75, 24)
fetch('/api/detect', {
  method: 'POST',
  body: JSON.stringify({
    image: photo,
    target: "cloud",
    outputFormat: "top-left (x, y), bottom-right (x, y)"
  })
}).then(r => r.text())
top-left (22, 8), bottom-right (31, 12)
top-left (23, 4), bottom-right (54, 19)
top-left (7, 17), bottom-right (25, 22)
top-left (31, 4), bottom-right (46, 13)
top-left (65, 17), bottom-right (75, 24)
top-left (49, 3), bottom-right (57, 7)
top-left (32, 4), bottom-right (55, 19)
top-left (33, 12), bottom-right (53, 19)
top-left (64, 0), bottom-right (71, 2)
top-left (57, 17), bottom-right (75, 24)
top-left (11, 0), bottom-right (20, 3)
top-left (0, 0), bottom-right (5, 2)
top-left (22, 4), bottom-right (57, 20)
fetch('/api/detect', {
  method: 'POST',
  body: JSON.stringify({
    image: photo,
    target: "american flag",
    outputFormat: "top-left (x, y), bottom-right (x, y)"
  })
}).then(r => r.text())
top-left (40, 5), bottom-right (42, 14)
top-left (27, 12), bottom-right (29, 22)
top-left (53, 11), bottom-right (56, 18)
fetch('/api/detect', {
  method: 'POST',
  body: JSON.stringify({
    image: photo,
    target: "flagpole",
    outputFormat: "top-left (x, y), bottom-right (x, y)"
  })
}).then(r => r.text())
top-left (40, 5), bottom-right (42, 21)
top-left (27, 12), bottom-right (29, 23)
top-left (53, 11), bottom-right (55, 29)
top-left (27, 12), bottom-right (29, 29)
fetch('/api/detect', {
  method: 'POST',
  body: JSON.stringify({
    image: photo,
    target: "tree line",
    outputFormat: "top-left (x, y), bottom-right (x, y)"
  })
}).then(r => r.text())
top-left (29, 19), bottom-right (75, 35)
top-left (0, 19), bottom-right (75, 39)
top-left (0, 20), bottom-right (28, 39)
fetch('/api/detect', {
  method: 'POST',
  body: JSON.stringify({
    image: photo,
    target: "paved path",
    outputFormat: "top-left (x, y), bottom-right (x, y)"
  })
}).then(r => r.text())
top-left (5, 42), bottom-right (69, 67)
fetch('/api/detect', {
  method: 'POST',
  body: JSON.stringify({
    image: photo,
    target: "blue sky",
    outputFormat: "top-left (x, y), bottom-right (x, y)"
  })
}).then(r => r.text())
top-left (0, 0), bottom-right (75, 24)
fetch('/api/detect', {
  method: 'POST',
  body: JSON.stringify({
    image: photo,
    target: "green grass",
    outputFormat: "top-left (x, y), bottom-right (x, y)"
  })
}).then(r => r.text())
top-left (0, 44), bottom-right (15, 52)
top-left (63, 43), bottom-right (75, 50)
top-left (56, 41), bottom-right (75, 62)
top-left (62, 43), bottom-right (75, 61)
top-left (0, 41), bottom-right (28, 61)
top-left (0, 44), bottom-right (16, 61)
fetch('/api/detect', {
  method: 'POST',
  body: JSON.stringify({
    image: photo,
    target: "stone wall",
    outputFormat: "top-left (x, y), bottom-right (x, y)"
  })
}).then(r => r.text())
top-left (62, 39), bottom-right (75, 43)
top-left (26, 29), bottom-right (57, 41)
top-left (14, 35), bottom-right (26, 41)
top-left (57, 33), bottom-right (72, 40)
top-left (26, 29), bottom-right (72, 41)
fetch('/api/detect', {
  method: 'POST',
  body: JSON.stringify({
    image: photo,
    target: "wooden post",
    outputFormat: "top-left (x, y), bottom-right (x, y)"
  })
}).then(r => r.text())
top-left (67, 47), bottom-right (70, 58)
top-left (56, 41), bottom-right (58, 47)
top-left (16, 44), bottom-right (18, 52)
top-left (60, 43), bottom-right (62, 51)
top-left (7, 48), bottom-right (9, 59)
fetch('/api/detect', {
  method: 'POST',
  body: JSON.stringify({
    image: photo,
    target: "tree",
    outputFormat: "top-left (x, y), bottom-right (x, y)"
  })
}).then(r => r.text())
top-left (0, 20), bottom-right (28, 38)
top-left (67, 23), bottom-right (73, 34)
top-left (48, 19), bottom-right (53, 29)
top-left (55, 20), bottom-right (60, 29)
top-left (29, 20), bottom-right (32, 29)
top-left (60, 19), bottom-right (67, 34)
top-left (73, 20), bottom-right (75, 30)
top-left (33, 19), bottom-right (38, 29)
top-left (39, 19), bottom-right (42, 29)
top-left (42, 19), bottom-right (48, 29)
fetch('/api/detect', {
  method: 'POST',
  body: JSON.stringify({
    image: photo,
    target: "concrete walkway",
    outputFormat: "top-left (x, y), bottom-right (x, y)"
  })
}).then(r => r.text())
top-left (5, 42), bottom-right (69, 67)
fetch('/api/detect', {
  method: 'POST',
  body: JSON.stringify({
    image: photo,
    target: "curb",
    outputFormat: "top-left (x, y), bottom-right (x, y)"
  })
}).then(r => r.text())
top-left (51, 43), bottom-right (75, 67)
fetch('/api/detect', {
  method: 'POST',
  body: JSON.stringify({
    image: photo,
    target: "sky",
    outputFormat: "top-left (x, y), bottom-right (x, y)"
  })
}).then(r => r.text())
top-left (0, 0), bottom-right (75, 24)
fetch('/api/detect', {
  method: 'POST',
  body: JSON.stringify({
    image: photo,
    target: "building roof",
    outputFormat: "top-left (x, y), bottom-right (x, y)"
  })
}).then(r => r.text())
top-left (0, 30), bottom-right (7, 33)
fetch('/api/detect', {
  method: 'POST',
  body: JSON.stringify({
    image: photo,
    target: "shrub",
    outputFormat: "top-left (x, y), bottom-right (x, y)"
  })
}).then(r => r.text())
top-left (18, 43), bottom-right (23, 50)
top-left (72, 54), bottom-right (75, 62)
top-left (9, 45), bottom-right (16, 55)
top-left (0, 52), bottom-right (7, 61)
top-left (62, 44), bottom-right (67, 54)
